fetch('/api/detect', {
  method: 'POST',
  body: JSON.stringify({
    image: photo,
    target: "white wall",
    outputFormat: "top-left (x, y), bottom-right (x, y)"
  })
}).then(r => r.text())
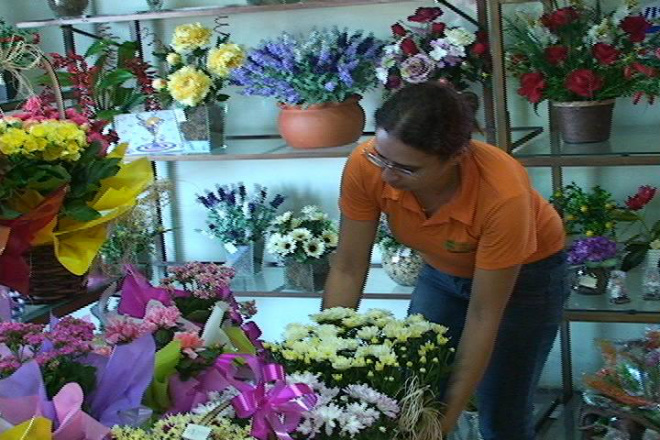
top-left (7, 0), bottom-right (660, 389)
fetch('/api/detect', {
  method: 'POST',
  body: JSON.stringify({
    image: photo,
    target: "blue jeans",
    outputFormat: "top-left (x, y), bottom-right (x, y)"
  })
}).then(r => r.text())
top-left (408, 251), bottom-right (569, 440)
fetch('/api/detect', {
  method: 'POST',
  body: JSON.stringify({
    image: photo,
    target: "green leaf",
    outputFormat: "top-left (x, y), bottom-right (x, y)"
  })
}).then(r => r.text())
top-left (95, 109), bottom-right (123, 121)
top-left (0, 204), bottom-right (21, 220)
top-left (85, 39), bottom-right (112, 58)
top-left (621, 245), bottom-right (649, 272)
top-left (98, 69), bottom-right (135, 89)
top-left (612, 210), bottom-right (640, 222)
top-left (185, 310), bottom-right (211, 323)
top-left (117, 41), bottom-right (139, 66)
top-left (64, 202), bottom-right (101, 222)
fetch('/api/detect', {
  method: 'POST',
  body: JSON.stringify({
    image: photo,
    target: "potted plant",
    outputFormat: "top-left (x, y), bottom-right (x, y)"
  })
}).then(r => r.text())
top-left (567, 236), bottom-right (618, 295)
top-left (377, 214), bottom-right (423, 287)
top-left (614, 185), bottom-right (659, 273)
top-left (153, 23), bottom-right (245, 148)
top-left (266, 205), bottom-right (338, 291)
top-left (230, 27), bottom-right (384, 149)
top-left (506, 0), bottom-right (655, 143)
top-left (550, 182), bottom-right (619, 238)
top-left (196, 183), bottom-right (286, 277)
top-left (377, 6), bottom-right (490, 92)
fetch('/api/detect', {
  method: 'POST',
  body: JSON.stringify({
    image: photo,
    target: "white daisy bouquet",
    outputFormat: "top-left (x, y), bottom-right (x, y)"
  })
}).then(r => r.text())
top-left (265, 308), bottom-right (454, 439)
top-left (266, 205), bottom-right (338, 264)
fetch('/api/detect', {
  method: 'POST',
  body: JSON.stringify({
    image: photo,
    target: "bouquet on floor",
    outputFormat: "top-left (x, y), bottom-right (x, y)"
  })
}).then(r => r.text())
top-left (0, 317), bottom-right (155, 439)
top-left (266, 205), bottom-right (338, 264)
top-left (582, 329), bottom-right (660, 435)
top-left (259, 307), bottom-right (453, 439)
top-left (109, 263), bottom-right (263, 415)
top-left (0, 95), bottom-right (153, 294)
top-left (378, 6), bottom-right (490, 91)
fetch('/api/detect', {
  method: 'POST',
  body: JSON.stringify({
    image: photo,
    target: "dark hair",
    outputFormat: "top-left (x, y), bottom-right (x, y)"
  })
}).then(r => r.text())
top-left (374, 83), bottom-right (477, 158)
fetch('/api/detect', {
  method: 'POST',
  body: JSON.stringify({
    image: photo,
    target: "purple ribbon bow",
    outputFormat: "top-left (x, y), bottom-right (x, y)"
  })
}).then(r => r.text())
top-left (215, 354), bottom-right (317, 440)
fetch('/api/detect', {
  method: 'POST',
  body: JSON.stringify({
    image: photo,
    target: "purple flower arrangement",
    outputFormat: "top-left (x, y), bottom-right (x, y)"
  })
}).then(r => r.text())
top-left (230, 27), bottom-right (384, 105)
top-left (567, 236), bottom-right (618, 267)
top-left (196, 183), bottom-right (286, 247)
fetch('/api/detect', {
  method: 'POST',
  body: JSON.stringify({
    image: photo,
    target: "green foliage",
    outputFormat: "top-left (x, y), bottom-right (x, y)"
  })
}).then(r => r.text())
top-left (550, 182), bottom-right (618, 237)
top-left (44, 360), bottom-right (97, 400)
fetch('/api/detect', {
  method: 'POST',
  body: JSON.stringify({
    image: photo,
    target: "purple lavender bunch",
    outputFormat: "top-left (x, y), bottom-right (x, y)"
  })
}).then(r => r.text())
top-left (568, 236), bottom-right (618, 266)
top-left (230, 27), bottom-right (384, 106)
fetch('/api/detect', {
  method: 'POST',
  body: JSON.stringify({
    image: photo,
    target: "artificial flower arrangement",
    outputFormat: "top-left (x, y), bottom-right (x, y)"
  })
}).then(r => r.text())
top-left (377, 6), bottom-right (490, 91)
top-left (507, 0), bottom-right (656, 105)
top-left (614, 185), bottom-right (659, 271)
top-left (567, 236), bottom-right (618, 294)
top-left (153, 23), bottom-right (245, 108)
top-left (635, 26), bottom-right (660, 102)
top-left (0, 316), bottom-right (155, 439)
top-left (0, 95), bottom-right (153, 295)
top-left (109, 262), bottom-right (263, 416)
top-left (48, 38), bottom-right (161, 122)
top-left (253, 307), bottom-right (452, 439)
top-left (196, 183), bottom-right (286, 250)
top-left (581, 329), bottom-right (660, 436)
top-left (377, 214), bottom-right (424, 287)
top-left (99, 180), bottom-right (172, 278)
top-left (266, 205), bottom-right (338, 264)
top-left (230, 27), bottom-right (383, 106)
top-left (550, 182), bottom-right (618, 238)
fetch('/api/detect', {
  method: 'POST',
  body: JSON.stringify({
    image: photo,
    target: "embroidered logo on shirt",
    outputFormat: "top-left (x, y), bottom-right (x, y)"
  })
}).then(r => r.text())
top-left (444, 240), bottom-right (476, 253)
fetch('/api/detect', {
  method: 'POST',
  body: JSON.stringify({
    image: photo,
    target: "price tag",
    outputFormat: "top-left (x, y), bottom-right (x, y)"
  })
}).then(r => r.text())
top-left (224, 242), bottom-right (238, 254)
top-left (182, 424), bottom-right (212, 440)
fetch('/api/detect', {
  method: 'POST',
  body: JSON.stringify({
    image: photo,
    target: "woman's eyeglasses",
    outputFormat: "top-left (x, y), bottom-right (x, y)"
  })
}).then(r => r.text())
top-left (363, 149), bottom-right (418, 177)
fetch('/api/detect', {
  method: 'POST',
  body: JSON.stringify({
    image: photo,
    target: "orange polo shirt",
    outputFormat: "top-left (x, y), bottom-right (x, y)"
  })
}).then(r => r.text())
top-left (339, 139), bottom-right (565, 278)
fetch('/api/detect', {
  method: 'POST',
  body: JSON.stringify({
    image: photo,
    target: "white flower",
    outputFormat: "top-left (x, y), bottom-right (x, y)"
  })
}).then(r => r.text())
top-left (303, 238), bottom-right (326, 259)
top-left (376, 67), bottom-right (390, 83)
top-left (365, 309), bottom-right (394, 321)
top-left (356, 326), bottom-right (380, 340)
top-left (284, 323), bottom-right (310, 341)
top-left (315, 324), bottom-right (341, 338)
top-left (384, 42), bottom-right (401, 55)
top-left (312, 307), bottom-right (356, 323)
top-left (331, 356), bottom-right (352, 370)
top-left (315, 403), bottom-right (343, 435)
top-left (612, 6), bottom-right (630, 25)
top-left (321, 230), bottom-right (338, 248)
top-left (290, 228), bottom-right (312, 241)
top-left (429, 40), bottom-right (449, 61)
top-left (444, 28), bottom-right (476, 47)
top-left (152, 78), bottom-right (167, 90)
top-left (267, 233), bottom-right (296, 256)
top-left (273, 211), bottom-right (292, 225)
top-left (301, 205), bottom-right (321, 217)
top-left (291, 217), bottom-right (303, 228)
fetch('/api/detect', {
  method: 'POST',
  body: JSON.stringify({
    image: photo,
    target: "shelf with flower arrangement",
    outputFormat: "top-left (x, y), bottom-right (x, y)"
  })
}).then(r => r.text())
top-left (506, 0), bottom-right (657, 144)
top-left (152, 23), bottom-right (245, 149)
top-left (377, 6), bottom-right (490, 95)
top-left (230, 27), bottom-right (384, 149)
top-left (266, 205), bottom-right (339, 292)
top-left (196, 183), bottom-right (286, 278)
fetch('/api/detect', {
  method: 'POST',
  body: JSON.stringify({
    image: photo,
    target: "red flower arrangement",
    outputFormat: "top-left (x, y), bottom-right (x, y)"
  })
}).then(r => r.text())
top-left (377, 6), bottom-right (490, 91)
top-left (506, 1), bottom-right (656, 105)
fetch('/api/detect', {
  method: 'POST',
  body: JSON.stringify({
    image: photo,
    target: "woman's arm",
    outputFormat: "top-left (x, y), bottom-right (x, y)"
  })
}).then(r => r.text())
top-left (322, 215), bottom-right (378, 310)
top-left (440, 264), bottom-right (521, 434)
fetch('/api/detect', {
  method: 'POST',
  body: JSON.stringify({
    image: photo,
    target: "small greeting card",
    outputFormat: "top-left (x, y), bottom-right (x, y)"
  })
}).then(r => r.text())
top-left (114, 110), bottom-right (185, 155)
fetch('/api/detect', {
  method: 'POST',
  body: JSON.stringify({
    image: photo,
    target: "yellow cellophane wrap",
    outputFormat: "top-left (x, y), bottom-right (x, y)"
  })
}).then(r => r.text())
top-left (0, 417), bottom-right (52, 440)
top-left (16, 143), bottom-right (153, 275)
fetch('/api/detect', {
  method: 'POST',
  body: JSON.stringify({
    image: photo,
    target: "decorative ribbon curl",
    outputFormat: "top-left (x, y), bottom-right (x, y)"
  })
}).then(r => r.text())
top-left (0, 38), bottom-right (44, 101)
top-left (214, 354), bottom-right (317, 440)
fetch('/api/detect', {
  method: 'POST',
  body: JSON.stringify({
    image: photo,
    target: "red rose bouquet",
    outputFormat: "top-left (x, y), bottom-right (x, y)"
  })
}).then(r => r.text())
top-left (506, 0), bottom-right (657, 105)
top-left (377, 6), bottom-right (490, 91)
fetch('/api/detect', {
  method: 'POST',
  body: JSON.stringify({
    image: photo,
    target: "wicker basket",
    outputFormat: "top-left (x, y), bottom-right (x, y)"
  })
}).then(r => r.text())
top-left (28, 245), bottom-right (87, 303)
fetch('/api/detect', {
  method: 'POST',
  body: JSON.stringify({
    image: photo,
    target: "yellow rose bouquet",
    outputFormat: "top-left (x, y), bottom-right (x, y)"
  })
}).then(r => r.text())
top-left (153, 23), bottom-right (245, 107)
top-left (0, 96), bottom-right (152, 301)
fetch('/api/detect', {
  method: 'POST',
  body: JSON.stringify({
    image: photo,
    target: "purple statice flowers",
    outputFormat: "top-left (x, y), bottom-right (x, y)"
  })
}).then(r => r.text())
top-left (230, 27), bottom-right (384, 105)
top-left (196, 183), bottom-right (286, 246)
top-left (568, 236), bottom-right (618, 266)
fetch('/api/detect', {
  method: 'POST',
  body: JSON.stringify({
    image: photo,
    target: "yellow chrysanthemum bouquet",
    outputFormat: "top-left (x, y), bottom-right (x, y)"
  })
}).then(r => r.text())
top-left (0, 96), bottom-right (152, 300)
top-left (153, 23), bottom-right (245, 108)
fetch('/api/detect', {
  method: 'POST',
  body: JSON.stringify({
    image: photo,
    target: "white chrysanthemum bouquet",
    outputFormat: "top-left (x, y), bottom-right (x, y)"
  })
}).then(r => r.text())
top-left (266, 205), bottom-right (338, 264)
top-left (265, 308), bottom-right (454, 440)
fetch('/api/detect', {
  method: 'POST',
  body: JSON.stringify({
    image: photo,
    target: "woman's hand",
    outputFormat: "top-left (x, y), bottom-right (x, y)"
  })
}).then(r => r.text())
top-left (441, 264), bottom-right (521, 436)
top-left (321, 215), bottom-right (378, 310)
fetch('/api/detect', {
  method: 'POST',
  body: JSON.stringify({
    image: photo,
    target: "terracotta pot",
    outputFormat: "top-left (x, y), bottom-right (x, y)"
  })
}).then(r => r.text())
top-left (277, 96), bottom-right (365, 149)
top-left (552, 100), bottom-right (615, 144)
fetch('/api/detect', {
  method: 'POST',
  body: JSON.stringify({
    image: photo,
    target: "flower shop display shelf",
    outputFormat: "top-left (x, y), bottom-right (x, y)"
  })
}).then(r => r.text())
top-left (512, 126), bottom-right (660, 167)
top-left (16, 0), bottom-right (426, 29)
top-left (125, 127), bottom-right (541, 162)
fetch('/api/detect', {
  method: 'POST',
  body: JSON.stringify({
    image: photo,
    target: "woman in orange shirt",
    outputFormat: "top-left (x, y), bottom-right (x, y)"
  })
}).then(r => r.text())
top-left (322, 83), bottom-right (568, 440)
